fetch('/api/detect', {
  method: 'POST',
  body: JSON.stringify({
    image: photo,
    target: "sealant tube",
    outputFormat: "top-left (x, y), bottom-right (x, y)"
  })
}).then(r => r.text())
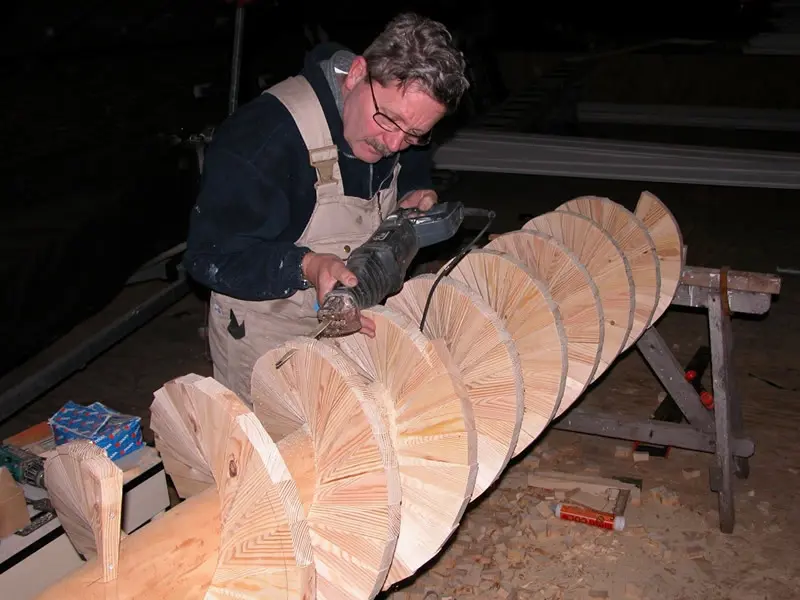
top-left (555, 503), bottom-right (626, 532)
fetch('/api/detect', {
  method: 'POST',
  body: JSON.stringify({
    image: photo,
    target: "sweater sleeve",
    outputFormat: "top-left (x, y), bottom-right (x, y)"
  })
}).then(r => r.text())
top-left (183, 144), bottom-right (311, 301)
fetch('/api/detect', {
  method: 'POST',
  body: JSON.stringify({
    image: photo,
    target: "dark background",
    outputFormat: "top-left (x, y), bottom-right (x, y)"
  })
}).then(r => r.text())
top-left (0, 0), bottom-right (779, 378)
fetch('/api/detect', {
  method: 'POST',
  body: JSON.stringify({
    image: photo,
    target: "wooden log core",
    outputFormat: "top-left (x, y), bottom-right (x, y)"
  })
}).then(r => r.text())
top-left (386, 274), bottom-right (524, 501)
top-left (634, 191), bottom-right (685, 324)
top-left (557, 195), bottom-right (662, 349)
top-left (252, 340), bottom-right (401, 600)
top-left (152, 375), bottom-right (314, 599)
top-left (486, 230), bottom-right (603, 416)
top-left (35, 488), bottom-right (223, 600)
top-left (328, 305), bottom-right (478, 589)
top-left (522, 211), bottom-right (635, 376)
top-left (444, 249), bottom-right (568, 456)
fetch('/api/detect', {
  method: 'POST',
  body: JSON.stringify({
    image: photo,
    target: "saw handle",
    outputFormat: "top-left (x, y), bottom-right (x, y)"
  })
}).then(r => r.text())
top-left (315, 201), bottom-right (485, 337)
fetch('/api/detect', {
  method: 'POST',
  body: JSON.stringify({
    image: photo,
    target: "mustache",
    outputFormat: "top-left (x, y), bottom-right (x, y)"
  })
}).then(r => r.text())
top-left (366, 138), bottom-right (393, 157)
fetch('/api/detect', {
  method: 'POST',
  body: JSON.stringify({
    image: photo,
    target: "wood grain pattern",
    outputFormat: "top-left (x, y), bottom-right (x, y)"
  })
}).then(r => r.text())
top-left (557, 195), bottom-right (662, 348)
top-left (37, 190), bottom-right (689, 600)
top-left (386, 274), bottom-right (524, 501)
top-left (328, 305), bottom-right (478, 589)
top-left (444, 249), bottom-right (568, 455)
top-left (35, 488), bottom-right (223, 600)
top-left (252, 340), bottom-right (401, 600)
top-left (486, 230), bottom-right (603, 416)
top-left (634, 191), bottom-right (685, 324)
top-left (522, 211), bottom-right (635, 376)
top-left (152, 375), bottom-right (314, 599)
top-left (43, 440), bottom-right (123, 582)
top-left (151, 373), bottom-right (216, 499)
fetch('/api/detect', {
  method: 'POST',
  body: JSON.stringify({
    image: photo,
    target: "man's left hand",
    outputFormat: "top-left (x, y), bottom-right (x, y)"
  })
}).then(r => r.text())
top-left (399, 189), bottom-right (438, 211)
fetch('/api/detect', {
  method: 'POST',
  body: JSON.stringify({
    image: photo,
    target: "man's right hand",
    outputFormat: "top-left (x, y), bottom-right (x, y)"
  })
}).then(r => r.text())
top-left (301, 252), bottom-right (358, 305)
top-left (301, 252), bottom-right (377, 338)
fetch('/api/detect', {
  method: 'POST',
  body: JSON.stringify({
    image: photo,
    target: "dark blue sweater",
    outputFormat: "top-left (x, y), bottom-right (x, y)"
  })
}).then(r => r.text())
top-left (183, 43), bottom-right (434, 301)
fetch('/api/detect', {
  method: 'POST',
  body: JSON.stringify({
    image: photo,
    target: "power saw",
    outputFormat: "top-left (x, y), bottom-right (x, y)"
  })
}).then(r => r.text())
top-left (275, 201), bottom-right (494, 368)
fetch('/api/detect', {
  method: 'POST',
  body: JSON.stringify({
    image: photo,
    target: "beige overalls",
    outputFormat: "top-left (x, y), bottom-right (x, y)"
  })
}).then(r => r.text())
top-left (208, 75), bottom-right (401, 406)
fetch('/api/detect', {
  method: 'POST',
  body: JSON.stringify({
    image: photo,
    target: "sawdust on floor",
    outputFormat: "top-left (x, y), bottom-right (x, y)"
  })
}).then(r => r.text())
top-left (383, 427), bottom-right (798, 600)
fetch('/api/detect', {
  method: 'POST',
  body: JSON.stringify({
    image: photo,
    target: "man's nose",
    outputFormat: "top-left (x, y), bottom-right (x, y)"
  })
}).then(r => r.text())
top-left (386, 130), bottom-right (406, 153)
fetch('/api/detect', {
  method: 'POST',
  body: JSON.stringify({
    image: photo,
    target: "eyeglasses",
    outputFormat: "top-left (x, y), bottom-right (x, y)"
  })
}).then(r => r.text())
top-left (366, 70), bottom-right (432, 147)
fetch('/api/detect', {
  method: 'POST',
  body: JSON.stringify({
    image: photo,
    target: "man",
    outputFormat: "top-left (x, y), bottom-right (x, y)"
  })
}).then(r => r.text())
top-left (183, 12), bottom-right (469, 404)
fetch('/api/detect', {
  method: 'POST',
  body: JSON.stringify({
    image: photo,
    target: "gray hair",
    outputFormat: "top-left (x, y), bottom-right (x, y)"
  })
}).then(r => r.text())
top-left (363, 12), bottom-right (469, 114)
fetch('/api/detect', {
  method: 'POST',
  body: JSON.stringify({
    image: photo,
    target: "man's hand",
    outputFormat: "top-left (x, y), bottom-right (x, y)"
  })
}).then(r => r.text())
top-left (301, 252), bottom-right (376, 337)
top-left (399, 189), bottom-right (438, 211)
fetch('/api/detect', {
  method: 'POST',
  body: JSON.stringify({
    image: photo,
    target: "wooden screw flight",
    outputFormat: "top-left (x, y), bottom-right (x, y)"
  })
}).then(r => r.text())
top-left (36, 191), bottom-right (684, 600)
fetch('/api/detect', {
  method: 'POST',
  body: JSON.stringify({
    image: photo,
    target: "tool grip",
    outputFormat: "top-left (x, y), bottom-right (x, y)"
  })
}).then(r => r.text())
top-left (317, 220), bottom-right (418, 336)
top-left (342, 245), bottom-right (406, 307)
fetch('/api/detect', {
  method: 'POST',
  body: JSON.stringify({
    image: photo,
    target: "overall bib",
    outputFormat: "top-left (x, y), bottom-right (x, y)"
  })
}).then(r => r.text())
top-left (208, 75), bottom-right (400, 405)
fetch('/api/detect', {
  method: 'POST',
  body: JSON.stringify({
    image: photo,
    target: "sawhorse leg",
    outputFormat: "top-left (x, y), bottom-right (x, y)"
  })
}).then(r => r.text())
top-left (637, 328), bottom-right (715, 435)
top-left (708, 292), bottom-right (750, 533)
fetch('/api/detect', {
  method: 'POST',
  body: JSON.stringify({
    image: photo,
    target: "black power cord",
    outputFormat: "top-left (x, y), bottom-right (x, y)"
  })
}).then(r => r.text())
top-left (419, 208), bottom-right (496, 334)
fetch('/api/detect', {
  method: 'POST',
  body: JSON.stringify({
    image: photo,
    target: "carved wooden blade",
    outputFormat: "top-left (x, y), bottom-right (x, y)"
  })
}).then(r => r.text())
top-left (557, 195), bottom-right (662, 348)
top-left (487, 230), bottom-right (603, 417)
top-left (253, 340), bottom-right (401, 600)
top-left (329, 305), bottom-right (478, 588)
top-left (523, 210), bottom-right (635, 376)
top-left (44, 439), bottom-right (123, 582)
top-left (387, 274), bottom-right (524, 501)
top-left (445, 249), bottom-right (568, 454)
top-left (634, 191), bottom-right (685, 324)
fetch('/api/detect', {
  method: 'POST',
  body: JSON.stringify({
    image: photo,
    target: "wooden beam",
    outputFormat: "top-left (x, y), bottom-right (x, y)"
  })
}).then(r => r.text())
top-left (35, 489), bottom-right (221, 600)
top-left (680, 266), bottom-right (781, 295)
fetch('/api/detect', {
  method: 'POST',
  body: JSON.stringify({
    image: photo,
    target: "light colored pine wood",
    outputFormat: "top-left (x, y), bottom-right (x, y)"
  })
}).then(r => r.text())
top-left (486, 230), bottom-right (603, 416)
top-left (522, 211), bottom-right (635, 376)
top-left (36, 192), bottom-right (687, 600)
top-left (151, 373), bottom-right (216, 499)
top-left (557, 195), bottom-right (662, 348)
top-left (252, 340), bottom-right (401, 600)
top-left (444, 249), bottom-right (568, 455)
top-left (328, 305), bottom-right (478, 588)
top-left (527, 470), bottom-right (641, 505)
top-left (35, 487), bottom-right (223, 600)
top-left (152, 375), bottom-right (315, 599)
top-left (44, 440), bottom-right (123, 582)
top-left (634, 191), bottom-right (685, 323)
top-left (386, 273), bottom-right (525, 501)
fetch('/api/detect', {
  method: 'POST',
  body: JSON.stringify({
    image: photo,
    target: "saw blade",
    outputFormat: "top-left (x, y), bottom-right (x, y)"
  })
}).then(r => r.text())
top-left (274, 320), bottom-right (331, 369)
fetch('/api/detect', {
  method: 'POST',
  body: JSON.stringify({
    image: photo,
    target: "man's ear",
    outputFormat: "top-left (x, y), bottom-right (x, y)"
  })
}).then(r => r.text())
top-left (343, 56), bottom-right (368, 92)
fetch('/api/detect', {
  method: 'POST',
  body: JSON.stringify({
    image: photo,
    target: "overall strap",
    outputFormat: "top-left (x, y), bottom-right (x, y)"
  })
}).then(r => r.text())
top-left (266, 75), bottom-right (344, 197)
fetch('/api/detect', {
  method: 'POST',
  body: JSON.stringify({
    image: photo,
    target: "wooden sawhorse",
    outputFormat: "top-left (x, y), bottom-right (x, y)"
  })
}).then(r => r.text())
top-left (553, 266), bottom-right (782, 533)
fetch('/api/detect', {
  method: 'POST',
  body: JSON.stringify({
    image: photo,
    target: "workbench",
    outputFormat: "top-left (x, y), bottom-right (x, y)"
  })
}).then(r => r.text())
top-left (553, 264), bottom-right (781, 533)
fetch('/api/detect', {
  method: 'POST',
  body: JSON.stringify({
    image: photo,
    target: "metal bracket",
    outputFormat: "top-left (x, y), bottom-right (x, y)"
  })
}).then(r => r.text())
top-left (553, 265), bottom-right (780, 534)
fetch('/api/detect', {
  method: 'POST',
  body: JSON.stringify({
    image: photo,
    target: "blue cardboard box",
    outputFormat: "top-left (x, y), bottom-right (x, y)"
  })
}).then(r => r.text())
top-left (48, 401), bottom-right (144, 461)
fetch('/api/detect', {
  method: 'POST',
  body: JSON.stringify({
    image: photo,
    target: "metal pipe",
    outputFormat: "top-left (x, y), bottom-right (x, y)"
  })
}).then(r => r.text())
top-left (433, 130), bottom-right (800, 190)
top-left (228, 4), bottom-right (246, 116)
